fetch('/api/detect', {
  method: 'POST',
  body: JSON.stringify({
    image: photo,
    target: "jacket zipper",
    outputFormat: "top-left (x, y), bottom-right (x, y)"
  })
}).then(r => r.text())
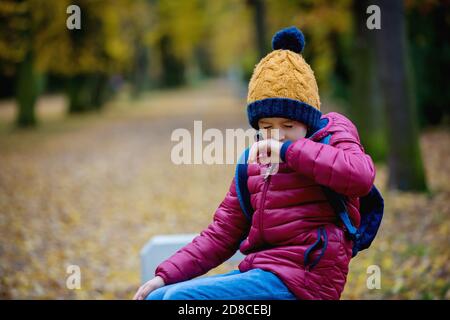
top-left (259, 165), bottom-right (272, 244)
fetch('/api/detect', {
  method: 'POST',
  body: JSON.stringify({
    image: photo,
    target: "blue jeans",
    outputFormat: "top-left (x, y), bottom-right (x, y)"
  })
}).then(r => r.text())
top-left (146, 268), bottom-right (297, 300)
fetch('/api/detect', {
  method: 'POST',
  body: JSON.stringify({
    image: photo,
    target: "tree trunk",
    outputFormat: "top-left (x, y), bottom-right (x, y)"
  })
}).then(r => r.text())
top-left (248, 0), bottom-right (268, 59)
top-left (90, 73), bottom-right (109, 110)
top-left (131, 45), bottom-right (150, 98)
top-left (350, 0), bottom-right (387, 162)
top-left (67, 74), bottom-right (108, 113)
top-left (67, 74), bottom-right (91, 114)
top-left (406, 1), bottom-right (450, 127)
top-left (374, 0), bottom-right (427, 191)
top-left (15, 52), bottom-right (44, 127)
top-left (159, 35), bottom-right (186, 88)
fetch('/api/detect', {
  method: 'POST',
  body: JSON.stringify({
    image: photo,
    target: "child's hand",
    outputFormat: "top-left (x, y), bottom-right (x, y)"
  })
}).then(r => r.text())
top-left (133, 276), bottom-right (165, 300)
top-left (248, 139), bottom-right (283, 164)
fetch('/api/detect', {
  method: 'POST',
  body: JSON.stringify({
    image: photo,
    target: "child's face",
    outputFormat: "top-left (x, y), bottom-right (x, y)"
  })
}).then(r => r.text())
top-left (257, 117), bottom-right (308, 142)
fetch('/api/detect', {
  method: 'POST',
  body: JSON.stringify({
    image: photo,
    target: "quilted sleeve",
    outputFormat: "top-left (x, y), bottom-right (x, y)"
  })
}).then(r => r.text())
top-left (280, 115), bottom-right (376, 197)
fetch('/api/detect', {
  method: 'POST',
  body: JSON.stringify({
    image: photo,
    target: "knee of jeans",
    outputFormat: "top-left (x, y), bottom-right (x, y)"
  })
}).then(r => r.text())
top-left (162, 285), bottom-right (197, 300)
top-left (145, 286), bottom-right (168, 300)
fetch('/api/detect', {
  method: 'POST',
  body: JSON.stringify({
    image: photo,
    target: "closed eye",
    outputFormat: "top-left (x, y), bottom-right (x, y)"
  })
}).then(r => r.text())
top-left (284, 125), bottom-right (293, 128)
top-left (262, 126), bottom-right (272, 129)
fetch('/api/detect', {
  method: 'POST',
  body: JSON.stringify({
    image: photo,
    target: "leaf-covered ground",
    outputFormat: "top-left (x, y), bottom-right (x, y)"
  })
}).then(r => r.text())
top-left (0, 80), bottom-right (448, 299)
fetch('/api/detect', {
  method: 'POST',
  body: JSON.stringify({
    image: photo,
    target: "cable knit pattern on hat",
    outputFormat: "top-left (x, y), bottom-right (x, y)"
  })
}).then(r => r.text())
top-left (247, 50), bottom-right (321, 109)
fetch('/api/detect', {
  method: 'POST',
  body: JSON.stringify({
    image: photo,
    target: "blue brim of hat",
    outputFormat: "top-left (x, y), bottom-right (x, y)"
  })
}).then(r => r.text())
top-left (247, 97), bottom-right (322, 132)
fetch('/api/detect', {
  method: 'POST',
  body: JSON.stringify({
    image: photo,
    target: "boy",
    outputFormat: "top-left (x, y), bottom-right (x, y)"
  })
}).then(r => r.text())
top-left (135, 26), bottom-right (375, 300)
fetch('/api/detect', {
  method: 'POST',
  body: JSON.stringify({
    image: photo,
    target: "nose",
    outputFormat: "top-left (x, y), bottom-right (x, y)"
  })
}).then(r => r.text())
top-left (265, 128), bottom-right (285, 141)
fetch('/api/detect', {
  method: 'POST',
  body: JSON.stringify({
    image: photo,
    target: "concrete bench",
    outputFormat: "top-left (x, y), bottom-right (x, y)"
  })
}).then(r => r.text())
top-left (140, 234), bottom-right (246, 283)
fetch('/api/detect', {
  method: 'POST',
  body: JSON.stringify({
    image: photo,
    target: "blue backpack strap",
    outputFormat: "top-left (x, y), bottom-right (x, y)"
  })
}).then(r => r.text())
top-left (321, 134), bottom-right (331, 145)
top-left (321, 186), bottom-right (360, 241)
top-left (319, 134), bottom-right (360, 243)
top-left (235, 148), bottom-right (254, 222)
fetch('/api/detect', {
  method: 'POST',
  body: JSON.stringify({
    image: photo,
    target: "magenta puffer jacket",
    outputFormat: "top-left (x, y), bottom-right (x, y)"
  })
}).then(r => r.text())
top-left (155, 112), bottom-right (376, 300)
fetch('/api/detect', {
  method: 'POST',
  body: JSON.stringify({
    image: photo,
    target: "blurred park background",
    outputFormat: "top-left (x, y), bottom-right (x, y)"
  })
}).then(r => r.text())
top-left (0, 0), bottom-right (449, 299)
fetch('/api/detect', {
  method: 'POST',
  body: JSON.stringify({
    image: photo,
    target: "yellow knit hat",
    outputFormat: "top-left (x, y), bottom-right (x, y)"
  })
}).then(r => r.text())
top-left (247, 26), bottom-right (322, 132)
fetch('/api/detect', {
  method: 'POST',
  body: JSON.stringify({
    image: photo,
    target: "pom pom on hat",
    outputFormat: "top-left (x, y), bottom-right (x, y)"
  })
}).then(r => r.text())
top-left (272, 26), bottom-right (305, 54)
